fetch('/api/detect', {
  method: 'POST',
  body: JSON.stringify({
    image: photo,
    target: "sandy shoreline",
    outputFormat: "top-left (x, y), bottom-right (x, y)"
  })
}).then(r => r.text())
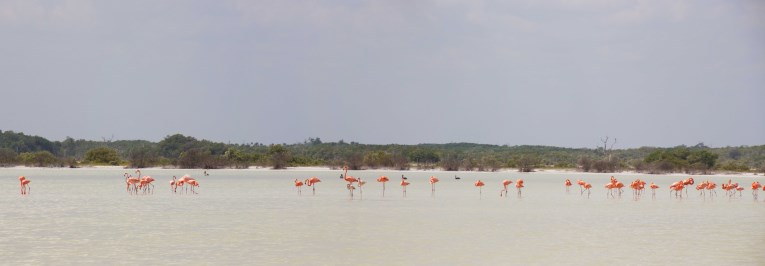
top-left (3, 165), bottom-right (760, 178)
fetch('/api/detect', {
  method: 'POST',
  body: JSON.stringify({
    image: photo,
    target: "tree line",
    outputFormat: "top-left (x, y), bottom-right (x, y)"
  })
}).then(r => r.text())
top-left (1, 130), bottom-right (763, 174)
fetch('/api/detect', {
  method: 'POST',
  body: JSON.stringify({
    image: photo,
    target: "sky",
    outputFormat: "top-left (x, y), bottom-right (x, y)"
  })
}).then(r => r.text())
top-left (0, 0), bottom-right (763, 148)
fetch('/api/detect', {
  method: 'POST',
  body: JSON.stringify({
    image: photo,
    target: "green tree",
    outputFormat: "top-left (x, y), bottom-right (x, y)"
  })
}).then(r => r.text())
top-left (128, 146), bottom-right (159, 168)
top-left (85, 147), bottom-right (121, 165)
top-left (363, 151), bottom-right (392, 169)
top-left (158, 134), bottom-right (199, 158)
top-left (515, 155), bottom-right (539, 172)
top-left (177, 148), bottom-right (219, 169)
top-left (0, 148), bottom-right (18, 166)
top-left (268, 144), bottom-right (292, 169)
top-left (224, 148), bottom-right (251, 169)
top-left (687, 150), bottom-right (718, 173)
top-left (19, 151), bottom-right (59, 167)
top-left (410, 149), bottom-right (440, 169)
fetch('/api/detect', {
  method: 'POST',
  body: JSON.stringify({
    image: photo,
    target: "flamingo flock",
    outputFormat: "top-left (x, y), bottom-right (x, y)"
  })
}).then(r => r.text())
top-left (12, 170), bottom-right (765, 202)
top-left (295, 173), bottom-right (759, 201)
top-left (124, 170), bottom-right (160, 195)
top-left (170, 174), bottom-right (200, 194)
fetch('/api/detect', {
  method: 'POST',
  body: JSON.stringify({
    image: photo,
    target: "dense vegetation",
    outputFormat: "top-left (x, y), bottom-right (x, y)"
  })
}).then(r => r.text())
top-left (1, 130), bottom-right (763, 174)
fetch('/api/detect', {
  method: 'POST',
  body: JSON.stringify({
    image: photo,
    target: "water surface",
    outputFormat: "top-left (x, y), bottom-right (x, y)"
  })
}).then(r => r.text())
top-left (1, 168), bottom-right (763, 265)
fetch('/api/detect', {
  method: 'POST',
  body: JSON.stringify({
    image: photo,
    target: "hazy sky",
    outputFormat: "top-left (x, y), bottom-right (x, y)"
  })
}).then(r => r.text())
top-left (1, 0), bottom-right (763, 148)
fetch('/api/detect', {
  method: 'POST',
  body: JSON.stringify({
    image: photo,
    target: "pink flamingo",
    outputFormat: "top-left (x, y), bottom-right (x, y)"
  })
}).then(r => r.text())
top-left (706, 181), bottom-right (717, 197)
top-left (357, 177), bottom-right (366, 197)
top-left (564, 179), bottom-right (572, 193)
top-left (135, 169), bottom-right (155, 194)
top-left (605, 182), bottom-right (616, 198)
top-left (474, 180), bottom-right (485, 198)
top-left (696, 181), bottom-right (708, 197)
top-left (614, 181), bottom-right (625, 197)
top-left (124, 173), bottom-right (140, 194)
top-left (377, 176), bottom-right (390, 197)
top-left (515, 179), bottom-right (524, 198)
top-left (170, 178), bottom-right (177, 192)
top-left (500, 179), bottom-right (513, 197)
top-left (649, 182), bottom-right (659, 198)
top-left (19, 176), bottom-right (31, 195)
top-left (751, 181), bottom-right (761, 199)
top-left (670, 181), bottom-right (685, 198)
top-left (294, 179), bottom-right (304, 195)
top-left (305, 177), bottom-right (321, 195)
top-left (400, 177), bottom-right (410, 197)
top-left (582, 182), bottom-right (592, 198)
top-left (187, 179), bottom-right (200, 194)
top-left (577, 179), bottom-right (585, 194)
top-left (178, 175), bottom-right (196, 194)
top-left (171, 175), bottom-right (185, 193)
top-left (429, 176), bottom-right (439, 196)
top-left (682, 177), bottom-right (695, 196)
top-left (342, 166), bottom-right (358, 197)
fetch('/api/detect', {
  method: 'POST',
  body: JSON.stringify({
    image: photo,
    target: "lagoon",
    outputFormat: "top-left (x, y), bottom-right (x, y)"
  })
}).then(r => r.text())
top-left (1, 168), bottom-right (763, 265)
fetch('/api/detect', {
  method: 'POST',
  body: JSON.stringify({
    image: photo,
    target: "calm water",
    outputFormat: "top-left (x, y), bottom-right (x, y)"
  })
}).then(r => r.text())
top-left (1, 168), bottom-right (763, 265)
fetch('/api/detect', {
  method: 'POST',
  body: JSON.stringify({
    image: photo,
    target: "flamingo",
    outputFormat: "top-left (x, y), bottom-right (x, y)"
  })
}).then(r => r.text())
top-left (682, 177), bottom-right (695, 196)
top-left (670, 181), bottom-right (685, 198)
top-left (187, 179), bottom-right (200, 194)
top-left (614, 181), bottom-right (625, 197)
top-left (19, 176), bottom-right (31, 195)
top-left (135, 169), bottom-right (155, 194)
top-left (305, 177), bottom-right (321, 195)
top-left (564, 179), bottom-right (572, 193)
top-left (342, 166), bottom-right (358, 184)
top-left (125, 173), bottom-right (140, 194)
top-left (342, 166), bottom-right (358, 198)
top-left (400, 177), bottom-right (410, 197)
top-left (630, 179), bottom-right (640, 198)
top-left (722, 180), bottom-right (739, 198)
top-left (294, 179), bottom-right (304, 195)
top-left (751, 181), bottom-right (761, 199)
top-left (515, 179), bottom-right (524, 197)
top-left (582, 182), bottom-right (592, 198)
top-left (736, 186), bottom-right (744, 197)
top-left (649, 182), bottom-right (659, 197)
top-left (357, 177), bottom-right (367, 198)
top-left (696, 181), bottom-right (708, 197)
top-left (474, 180), bottom-right (485, 198)
top-left (706, 181), bottom-right (717, 197)
top-left (501, 179), bottom-right (513, 197)
top-left (576, 179), bottom-right (585, 194)
top-left (170, 178), bottom-right (177, 192)
top-left (429, 176), bottom-right (439, 196)
top-left (178, 175), bottom-right (196, 194)
top-left (171, 175), bottom-right (185, 193)
top-left (605, 182), bottom-right (616, 198)
top-left (635, 179), bottom-right (646, 198)
top-left (346, 183), bottom-right (356, 198)
top-left (377, 176), bottom-right (390, 197)
top-left (138, 179), bottom-right (149, 194)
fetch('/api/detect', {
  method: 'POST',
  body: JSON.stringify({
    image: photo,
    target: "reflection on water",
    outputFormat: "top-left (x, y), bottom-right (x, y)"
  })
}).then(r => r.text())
top-left (1, 168), bottom-right (763, 265)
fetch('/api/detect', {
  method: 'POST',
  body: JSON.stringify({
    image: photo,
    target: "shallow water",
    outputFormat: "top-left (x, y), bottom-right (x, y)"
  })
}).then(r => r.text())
top-left (1, 168), bottom-right (763, 265)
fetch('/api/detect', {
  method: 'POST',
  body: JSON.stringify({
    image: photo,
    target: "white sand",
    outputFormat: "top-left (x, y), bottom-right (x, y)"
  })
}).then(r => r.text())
top-left (5, 165), bottom-right (760, 178)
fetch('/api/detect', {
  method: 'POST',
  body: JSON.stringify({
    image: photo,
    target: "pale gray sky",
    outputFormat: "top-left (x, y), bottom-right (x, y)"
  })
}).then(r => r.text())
top-left (1, 0), bottom-right (763, 148)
